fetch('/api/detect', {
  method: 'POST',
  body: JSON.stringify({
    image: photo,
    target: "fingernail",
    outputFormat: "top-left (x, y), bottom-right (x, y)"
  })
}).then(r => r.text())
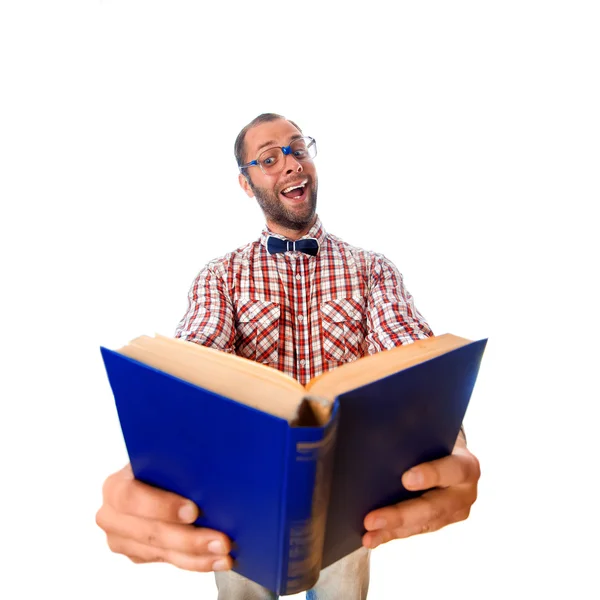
top-left (212, 558), bottom-right (230, 571)
top-left (208, 540), bottom-right (227, 555)
top-left (178, 502), bottom-right (197, 522)
top-left (404, 469), bottom-right (423, 487)
top-left (370, 518), bottom-right (386, 530)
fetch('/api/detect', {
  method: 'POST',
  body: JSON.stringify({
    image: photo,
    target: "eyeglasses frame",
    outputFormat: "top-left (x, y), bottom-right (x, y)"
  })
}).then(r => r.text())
top-left (239, 136), bottom-right (317, 175)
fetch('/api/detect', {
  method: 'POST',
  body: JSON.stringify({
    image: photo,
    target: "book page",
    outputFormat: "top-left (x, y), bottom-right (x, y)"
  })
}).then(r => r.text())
top-left (155, 334), bottom-right (304, 394)
top-left (306, 334), bottom-right (473, 400)
top-left (118, 335), bottom-right (312, 423)
top-left (154, 336), bottom-right (333, 426)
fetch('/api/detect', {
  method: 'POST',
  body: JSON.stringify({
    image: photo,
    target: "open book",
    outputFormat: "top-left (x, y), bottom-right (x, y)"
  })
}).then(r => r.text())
top-left (100, 333), bottom-right (487, 595)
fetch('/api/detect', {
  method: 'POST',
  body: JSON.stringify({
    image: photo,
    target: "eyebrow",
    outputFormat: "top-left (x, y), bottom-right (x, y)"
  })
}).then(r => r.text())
top-left (255, 134), bottom-right (303, 154)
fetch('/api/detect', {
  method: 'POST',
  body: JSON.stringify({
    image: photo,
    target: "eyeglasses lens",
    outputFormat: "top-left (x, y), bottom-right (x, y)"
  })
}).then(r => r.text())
top-left (258, 138), bottom-right (317, 173)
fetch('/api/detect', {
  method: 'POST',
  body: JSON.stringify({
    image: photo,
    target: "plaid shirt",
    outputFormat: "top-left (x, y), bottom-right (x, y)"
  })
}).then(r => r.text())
top-left (175, 217), bottom-right (432, 387)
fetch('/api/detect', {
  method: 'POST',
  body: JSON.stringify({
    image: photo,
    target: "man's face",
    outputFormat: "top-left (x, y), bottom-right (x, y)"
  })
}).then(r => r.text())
top-left (239, 119), bottom-right (318, 231)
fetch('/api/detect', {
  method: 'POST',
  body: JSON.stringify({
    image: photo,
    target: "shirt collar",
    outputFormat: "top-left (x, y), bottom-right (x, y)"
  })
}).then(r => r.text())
top-left (260, 216), bottom-right (327, 253)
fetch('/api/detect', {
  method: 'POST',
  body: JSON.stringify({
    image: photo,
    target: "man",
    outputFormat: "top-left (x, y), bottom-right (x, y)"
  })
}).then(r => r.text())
top-left (96, 113), bottom-right (481, 599)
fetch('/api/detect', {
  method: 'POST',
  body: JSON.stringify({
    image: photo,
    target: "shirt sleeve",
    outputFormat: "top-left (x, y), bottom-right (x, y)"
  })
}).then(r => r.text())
top-left (174, 264), bottom-right (236, 353)
top-left (364, 255), bottom-right (433, 354)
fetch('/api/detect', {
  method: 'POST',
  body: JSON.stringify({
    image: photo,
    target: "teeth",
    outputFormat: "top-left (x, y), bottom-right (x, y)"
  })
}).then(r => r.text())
top-left (282, 179), bottom-right (308, 194)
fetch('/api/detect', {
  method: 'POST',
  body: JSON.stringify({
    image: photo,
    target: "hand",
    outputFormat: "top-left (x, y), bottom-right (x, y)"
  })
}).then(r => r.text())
top-left (96, 464), bottom-right (233, 572)
top-left (362, 439), bottom-right (480, 549)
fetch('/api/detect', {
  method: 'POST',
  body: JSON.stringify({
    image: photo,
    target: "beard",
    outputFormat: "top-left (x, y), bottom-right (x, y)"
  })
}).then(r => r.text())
top-left (249, 177), bottom-right (318, 231)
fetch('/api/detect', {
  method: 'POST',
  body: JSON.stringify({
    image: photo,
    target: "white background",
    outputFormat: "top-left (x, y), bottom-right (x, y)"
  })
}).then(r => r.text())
top-left (1, 1), bottom-right (598, 598)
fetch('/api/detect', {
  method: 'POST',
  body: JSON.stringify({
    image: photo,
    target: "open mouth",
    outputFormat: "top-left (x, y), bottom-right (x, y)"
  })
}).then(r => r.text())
top-left (280, 179), bottom-right (309, 202)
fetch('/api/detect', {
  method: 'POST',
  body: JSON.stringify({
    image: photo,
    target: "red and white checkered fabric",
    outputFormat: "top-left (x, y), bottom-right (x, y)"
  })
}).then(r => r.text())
top-left (175, 217), bottom-right (432, 386)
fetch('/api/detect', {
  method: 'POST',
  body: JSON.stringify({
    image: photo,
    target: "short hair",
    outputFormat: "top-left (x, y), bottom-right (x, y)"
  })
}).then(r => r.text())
top-left (234, 113), bottom-right (303, 170)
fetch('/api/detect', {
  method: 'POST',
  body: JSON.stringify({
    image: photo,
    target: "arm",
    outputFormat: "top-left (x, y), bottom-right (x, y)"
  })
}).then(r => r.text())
top-left (364, 255), bottom-right (433, 353)
top-left (175, 263), bottom-right (236, 352)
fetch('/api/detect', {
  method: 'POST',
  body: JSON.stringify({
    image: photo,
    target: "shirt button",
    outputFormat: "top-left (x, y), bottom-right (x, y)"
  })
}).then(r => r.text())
top-left (296, 274), bottom-right (301, 280)
top-left (300, 359), bottom-right (306, 366)
top-left (298, 314), bottom-right (304, 322)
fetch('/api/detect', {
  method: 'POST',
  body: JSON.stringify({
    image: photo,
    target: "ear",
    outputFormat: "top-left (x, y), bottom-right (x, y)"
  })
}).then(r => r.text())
top-left (238, 172), bottom-right (255, 198)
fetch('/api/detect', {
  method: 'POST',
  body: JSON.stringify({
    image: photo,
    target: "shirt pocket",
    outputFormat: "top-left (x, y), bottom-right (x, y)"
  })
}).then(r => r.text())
top-left (235, 299), bottom-right (281, 365)
top-left (320, 297), bottom-right (366, 363)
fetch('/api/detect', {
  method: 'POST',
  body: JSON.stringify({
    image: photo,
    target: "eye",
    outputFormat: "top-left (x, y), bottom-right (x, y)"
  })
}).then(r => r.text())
top-left (291, 139), bottom-right (309, 159)
top-left (259, 148), bottom-right (280, 168)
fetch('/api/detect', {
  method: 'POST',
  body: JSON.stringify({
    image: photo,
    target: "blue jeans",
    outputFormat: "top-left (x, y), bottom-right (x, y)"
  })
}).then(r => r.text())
top-left (214, 547), bottom-right (371, 599)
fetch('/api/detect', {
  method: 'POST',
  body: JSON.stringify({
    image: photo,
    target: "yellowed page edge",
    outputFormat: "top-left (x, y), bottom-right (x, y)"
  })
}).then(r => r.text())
top-left (307, 334), bottom-right (472, 400)
top-left (154, 334), bottom-right (305, 395)
top-left (120, 337), bottom-right (304, 422)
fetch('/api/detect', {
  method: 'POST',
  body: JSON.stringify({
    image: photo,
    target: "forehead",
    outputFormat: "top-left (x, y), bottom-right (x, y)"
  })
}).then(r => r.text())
top-left (245, 119), bottom-right (301, 157)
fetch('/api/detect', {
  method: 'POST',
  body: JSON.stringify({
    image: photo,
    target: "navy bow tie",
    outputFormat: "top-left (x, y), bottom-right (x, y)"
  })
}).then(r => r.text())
top-left (266, 236), bottom-right (319, 256)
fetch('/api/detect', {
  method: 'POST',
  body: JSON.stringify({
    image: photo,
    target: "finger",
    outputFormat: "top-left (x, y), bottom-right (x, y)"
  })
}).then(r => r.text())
top-left (106, 534), bottom-right (233, 572)
top-left (96, 504), bottom-right (231, 556)
top-left (402, 451), bottom-right (479, 491)
top-left (388, 503), bottom-right (471, 541)
top-left (363, 492), bottom-right (473, 549)
top-left (363, 508), bottom-right (452, 549)
top-left (361, 528), bottom-right (395, 550)
top-left (364, 487), bottom-right (470, 533)
top-left (102, 464), bottom-right (199, 524)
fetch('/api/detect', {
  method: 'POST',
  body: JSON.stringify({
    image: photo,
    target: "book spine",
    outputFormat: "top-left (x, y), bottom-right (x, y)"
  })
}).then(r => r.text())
top-left (278, 406), bottom-right (339, 595)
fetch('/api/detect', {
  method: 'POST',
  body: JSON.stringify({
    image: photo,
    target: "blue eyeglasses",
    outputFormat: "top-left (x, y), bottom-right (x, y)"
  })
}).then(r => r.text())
top-left (239, 136), bottom-right (317, 175)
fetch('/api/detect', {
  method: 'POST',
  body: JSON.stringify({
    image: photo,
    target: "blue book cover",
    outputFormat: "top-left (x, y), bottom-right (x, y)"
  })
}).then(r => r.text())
top-left (321, 338), bottom-right (487, 568)
top-left (100, 336), bottom-right (486, 595)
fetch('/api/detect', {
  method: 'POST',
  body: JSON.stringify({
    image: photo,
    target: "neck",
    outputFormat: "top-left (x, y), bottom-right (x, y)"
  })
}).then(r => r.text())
top-left (266, 215), bottom-right (317, 241)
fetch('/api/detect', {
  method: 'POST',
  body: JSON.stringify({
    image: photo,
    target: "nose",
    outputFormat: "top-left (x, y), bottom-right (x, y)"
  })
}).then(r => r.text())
top-left (283, 153), bottom-right (303, 175)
